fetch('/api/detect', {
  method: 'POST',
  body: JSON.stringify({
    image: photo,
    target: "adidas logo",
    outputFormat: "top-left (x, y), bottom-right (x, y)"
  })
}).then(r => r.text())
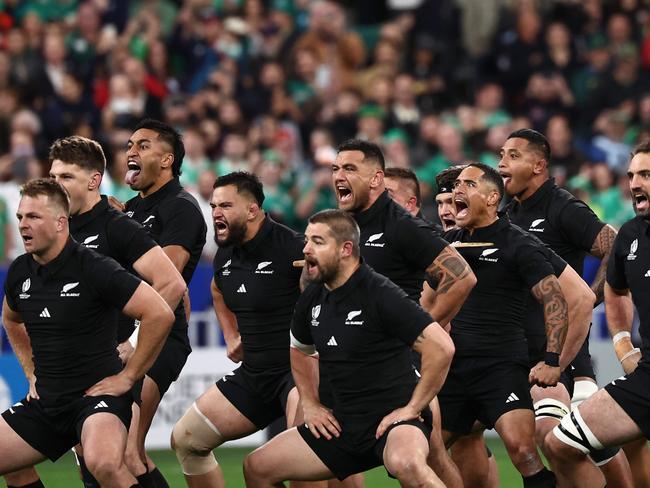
top-left (327, 336), bottom-right (338, 346)
top-left (237, 284), bottom-right (247, 293)
top-left (94, 401), bottom-right (108, 409)
top-left (9, 401), bottom-right (23, 414)
top-left (645, 270), bottom-right (650, 278)
top-left (505, 392), bottom-right (519, 403)
top-left (39, 307), bottom-right (51, 318)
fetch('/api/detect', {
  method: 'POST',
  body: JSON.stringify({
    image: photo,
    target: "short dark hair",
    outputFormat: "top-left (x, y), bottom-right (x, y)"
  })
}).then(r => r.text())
top-left (507, 128), bottom-right (551, 162)
top-left (631, 140), bottom-right (650, 157)
top-left (213, 171), bottom-right (265, 206)
top-left (384, 167), bottom-right (421, 206)
top-left (337, 138), bottom-right (385, 170)
top-left (466, 162), bottom-right (505, 202)
top-left (308, 209), bottom-right (360, 258)
top-left (49, 136), bottom-right (106, 175)
top-left (20, 178), bottom-right (70, 216)
top-left (134, 118), bottom-right (185, 177)
top-left (436, 165), bottom-right (466, 195)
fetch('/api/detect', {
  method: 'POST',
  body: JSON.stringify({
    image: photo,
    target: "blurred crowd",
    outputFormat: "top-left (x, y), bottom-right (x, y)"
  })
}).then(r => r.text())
top-left (0, 0), bottom-right (649, 263)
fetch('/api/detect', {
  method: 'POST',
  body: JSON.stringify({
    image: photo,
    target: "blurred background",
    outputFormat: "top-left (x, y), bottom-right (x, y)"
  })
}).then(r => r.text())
top-left (0, 0), bottom-right (647, 463)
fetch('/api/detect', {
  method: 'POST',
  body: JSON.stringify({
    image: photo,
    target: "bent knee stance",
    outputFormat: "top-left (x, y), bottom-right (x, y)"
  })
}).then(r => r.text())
top-left (551, 409), bottom-right (604, 457)
top-left (171, 403), bottom-right (222, 476)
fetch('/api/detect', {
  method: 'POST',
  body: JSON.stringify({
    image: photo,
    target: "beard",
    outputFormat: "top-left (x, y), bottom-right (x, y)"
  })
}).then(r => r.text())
top-left (214, 218), bottom-right (248, 247)
top-left (307, 257), bottom-right (339, 284)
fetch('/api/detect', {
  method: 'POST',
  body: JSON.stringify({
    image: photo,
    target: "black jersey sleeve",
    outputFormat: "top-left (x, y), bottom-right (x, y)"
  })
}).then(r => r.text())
top-left (557, 200), bottom-right (606, 252)
top-left (393, 217), bottom-right (449, 270)
top-left (513, 234), bottom-right (556, 290)
top-left (3, 259), bottom-right (21, 311)
top-left (606, 227), bottom-right (630, 291)
top-left (528, 232), bottom-right (567, 277)
top-left (106, 215), bottom-right (157, 267)
top-left (290, 284), bottom-right (317, 347)
top-left (158, 199), bottom-right (206, 252)
top-left (83, 251), bottom-right (142, 310)
top-left (374, 277), bottom-right (433, 346)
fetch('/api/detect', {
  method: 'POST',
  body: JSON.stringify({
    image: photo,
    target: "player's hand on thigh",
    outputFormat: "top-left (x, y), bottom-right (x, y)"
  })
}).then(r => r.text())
top-left (303, 402), bottom-right (341, 440)
top-left (621, 349), bottom-right (641, 375)
top-left (86, 373), bottom-right (134, 397)
top-left (225, 334), bottom-right (243, 363)
top-left (26, 376), bottom-right (39, 401)
top-left (529, 361), bottom-right (561, 387)
top-left (376, 405), bottom-right (422, 439)
top-left (117, 341), bottom-right (135, 364)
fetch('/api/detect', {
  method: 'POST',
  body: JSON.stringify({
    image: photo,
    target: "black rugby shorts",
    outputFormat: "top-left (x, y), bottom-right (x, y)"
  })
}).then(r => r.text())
top-left (605, 361), bottom-right (650, 440)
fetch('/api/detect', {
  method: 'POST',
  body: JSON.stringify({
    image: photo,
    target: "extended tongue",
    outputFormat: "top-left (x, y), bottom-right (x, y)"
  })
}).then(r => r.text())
top-left (125, 169), bottom-right (140, 185)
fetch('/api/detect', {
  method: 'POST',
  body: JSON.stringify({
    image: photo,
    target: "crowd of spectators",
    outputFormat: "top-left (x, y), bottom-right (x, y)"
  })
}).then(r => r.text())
top-left (0, 0), bottom-right (649, 263)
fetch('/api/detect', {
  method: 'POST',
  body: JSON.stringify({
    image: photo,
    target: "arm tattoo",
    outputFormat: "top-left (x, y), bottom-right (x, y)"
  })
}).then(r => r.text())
top-left (532, 275), bottom-right (568, 354)
top-left (589, 225), bottom-right (617, 305)
top-left (426, 246), bottom-right (472, 295)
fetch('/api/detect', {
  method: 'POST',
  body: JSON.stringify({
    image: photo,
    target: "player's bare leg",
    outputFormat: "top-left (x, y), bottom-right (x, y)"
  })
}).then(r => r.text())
top-left (622, 437), bottom-right (650, 487)
top-left (546, 389), bottom-right (643, 488)
top-left (244, 428), bottom-right (335, 487)
top-left (0, 418), bottom-right (46, 476)
top-left (286, 387), bottom-right (328, 488)
top-left (3, 467), bottom-right (42, 487)
top-left (450, 432), bottom-right (494, 488)
top-left (172, 385), bottom-right (263, 488)
top-left (427, 397), bottom-right (462, 488)
top-left (80, 413), bottom-right (136, 488)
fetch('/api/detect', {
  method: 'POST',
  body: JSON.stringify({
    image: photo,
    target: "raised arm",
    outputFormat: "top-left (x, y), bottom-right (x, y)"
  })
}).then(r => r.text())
top-left (211, 277), bottom-right (241, 363)
top-left (605, 282), bottom-right (639, 374)
top-left (588, 224), bottom-right (617, 305)
top-left (424, 245), bottom-right (476, 327)
top-left (530, 274), bottom-right (569, 386)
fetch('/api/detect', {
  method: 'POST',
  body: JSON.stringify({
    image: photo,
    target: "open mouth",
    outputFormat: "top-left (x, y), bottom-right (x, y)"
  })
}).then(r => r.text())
top-left (22, 234), bottom-right (33, 245)
top-left (214, 220), bottom-right (228, 235)
top-left (634, 192), bottom-right (649, 211)
top-left (336, 185), bottom-right (352, 203)
top-left (442, 218), bottom-right (456, 228)
top-left (499, 170), bottom-right (511, 186)
top-left (305, 257), bottom-right (319, 274)
top-left (125, 160), bottom-right (141, 185)
top-left (454, 199), bottom-right (469, 219)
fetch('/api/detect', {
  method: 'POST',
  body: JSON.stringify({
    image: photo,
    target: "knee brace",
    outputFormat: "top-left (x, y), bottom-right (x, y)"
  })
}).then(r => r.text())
top-left (571, 380), bottom-right (598, 410)
top-left (534, 398), bottom-right (570, 421)
top-left (553, 409), bottom-right (604, 455)
top-left (588, 445), bottom-right (620, 466)
top-left (171, 403), bottom-right (222, 476)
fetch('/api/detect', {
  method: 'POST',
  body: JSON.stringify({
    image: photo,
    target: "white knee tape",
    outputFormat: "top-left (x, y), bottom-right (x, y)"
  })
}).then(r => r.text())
top-left (171, 403), bottom-right (222, 476)
top-left (571, 380), bottom-right (598, 410)
top-left (553, 408), bottom-right (604, 455)
top-left (534, 398), bottom-right (569, 421)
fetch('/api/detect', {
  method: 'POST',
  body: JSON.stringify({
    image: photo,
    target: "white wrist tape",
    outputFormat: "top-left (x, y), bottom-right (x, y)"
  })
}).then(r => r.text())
top-left (128, 319), bottom-right (140, 348)
top-left (612, 331), bottom-right (631, 344)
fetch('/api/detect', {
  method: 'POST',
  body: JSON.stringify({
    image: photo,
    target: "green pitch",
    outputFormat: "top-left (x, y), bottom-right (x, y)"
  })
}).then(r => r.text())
top-left (2, 439), bottom-right (523, 487)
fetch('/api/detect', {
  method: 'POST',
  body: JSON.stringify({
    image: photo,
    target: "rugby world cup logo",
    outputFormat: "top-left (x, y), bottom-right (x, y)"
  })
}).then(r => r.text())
top-left (628, 239), bottom-right (638, 261)
top-left (20, 278), bottom-right (30, 299)
top-left (311, 305), bottom-right (321, 327)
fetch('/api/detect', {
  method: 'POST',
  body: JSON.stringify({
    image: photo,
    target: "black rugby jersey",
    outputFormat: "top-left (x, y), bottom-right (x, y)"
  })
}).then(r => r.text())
top-left (70, 195), bottom-right (157, 342)
top-left (4, 240), bottom-right (141, 407)
top-left (607, 216), bottom-right (650, 358)
top-left (213, 217), bottom-right (303, 372)
top-left (505, 178), bottom-right (604, 276)
top-left (291, 263), bottom-right (432, 416)
top-left (353, 191), bottom-right (447, 302)
top-left (125, 178), bottom-right (206, 330)
top-left (444, 216), bottom-right (555, 358)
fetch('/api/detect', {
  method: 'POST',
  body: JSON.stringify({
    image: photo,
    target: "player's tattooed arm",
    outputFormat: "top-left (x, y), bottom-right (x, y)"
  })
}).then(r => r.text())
top-left (589, 224), bottom-right (617, 305)
top-left (424, 245), bottom-right (476, 326)
top-left (532, 274), bottom-right (568, 354)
